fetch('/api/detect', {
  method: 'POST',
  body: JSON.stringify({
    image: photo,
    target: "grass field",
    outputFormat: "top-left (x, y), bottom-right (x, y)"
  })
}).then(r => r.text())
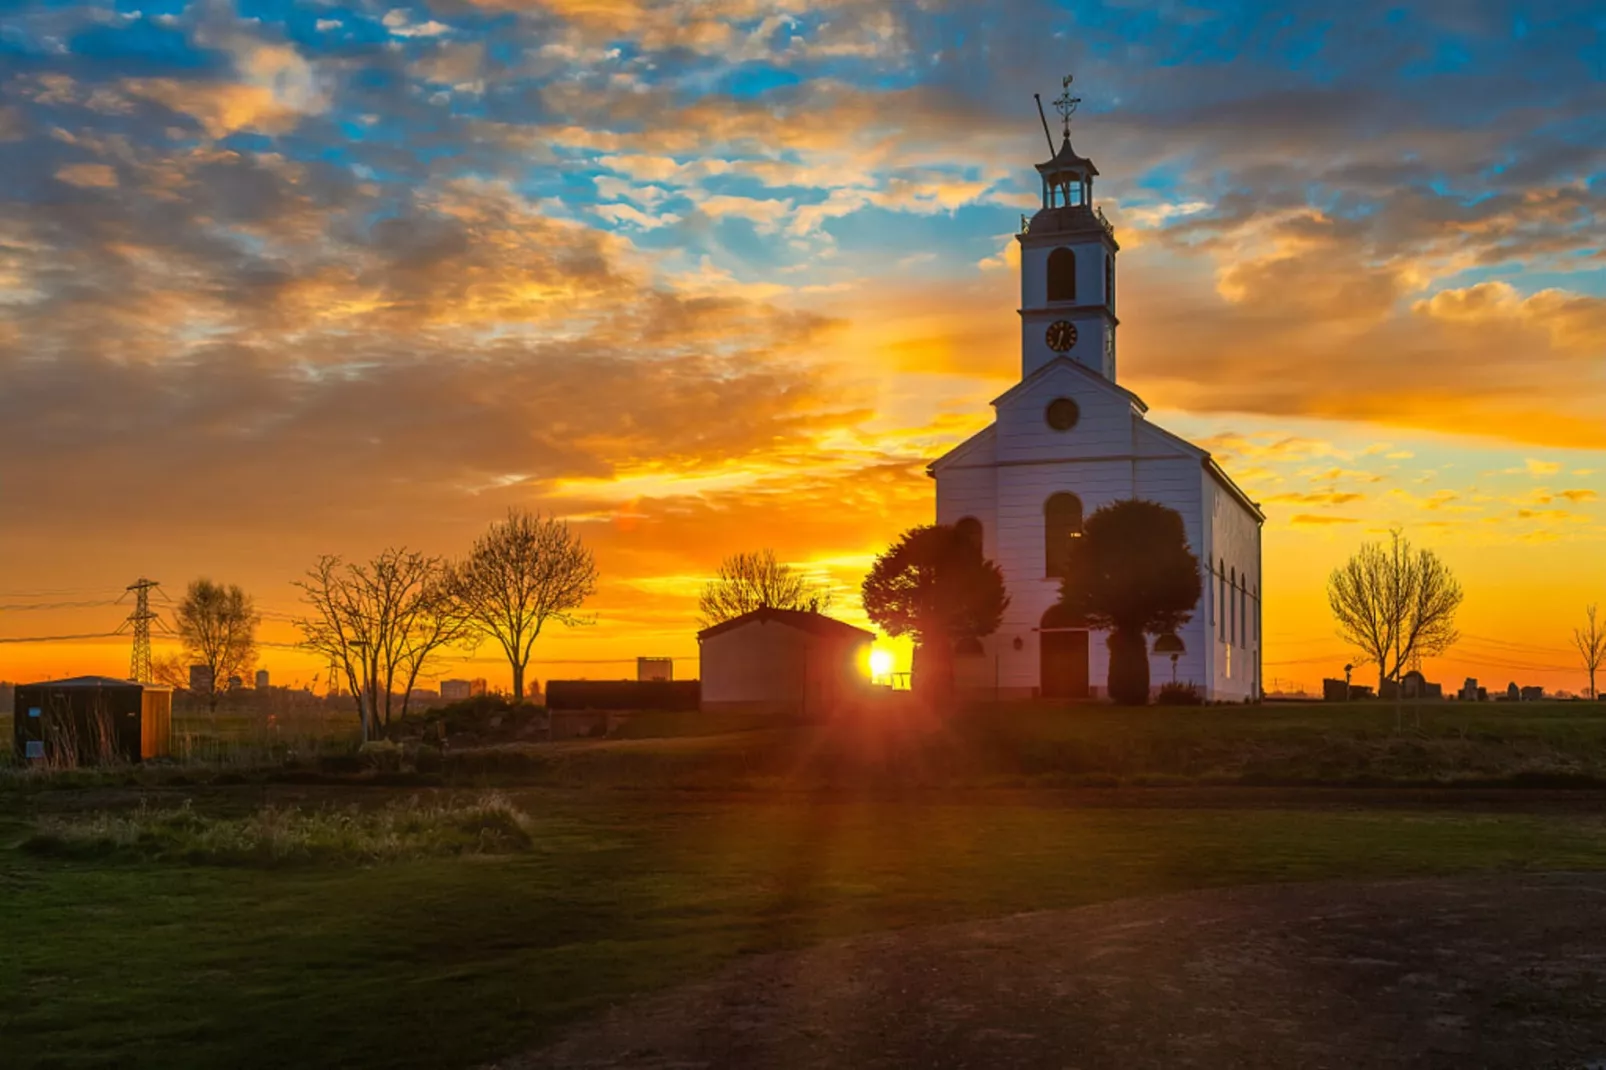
top-left (6, 700), bottom-right (1606, 1068)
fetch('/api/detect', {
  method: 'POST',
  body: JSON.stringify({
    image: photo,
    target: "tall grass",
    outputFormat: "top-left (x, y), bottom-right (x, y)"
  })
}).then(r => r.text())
top-left (22, 792), bottom-right (538, 866)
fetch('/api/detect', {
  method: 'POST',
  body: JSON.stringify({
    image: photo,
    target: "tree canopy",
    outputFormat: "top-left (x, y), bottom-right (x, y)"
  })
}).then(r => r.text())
top-left (698, 549), bottom-right (832, 628)
top-left (861, 524), bottom-right (1008, 698)
top-left (452, 510), bottom-right (598, 704)
top-left (1327, 528), bottom-right (1462, 695)
top-left (1057, 499), bottom-right (1202, 705)
top-left (174, 579), bottom-right (259, 711)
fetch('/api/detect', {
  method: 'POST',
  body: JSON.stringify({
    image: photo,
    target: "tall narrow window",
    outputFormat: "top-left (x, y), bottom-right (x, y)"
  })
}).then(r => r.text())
top-left (1229, 567), bottom-right (1237, 646)
top-left (1105, 253), bottom-right (1115, 309)
top-left (954, 516), bottom-right (983, 552)
top-left (1218, 561), bottom-right (1227, 641)
top-left (1044, 493), bottom-right (1084, 578)
top-left (1047, 248), bottom-right (1076, 302)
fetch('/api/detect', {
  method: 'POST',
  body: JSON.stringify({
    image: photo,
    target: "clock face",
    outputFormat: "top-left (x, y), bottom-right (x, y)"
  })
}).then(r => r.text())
top-left (1045, 320), bottom-right (1078, 353)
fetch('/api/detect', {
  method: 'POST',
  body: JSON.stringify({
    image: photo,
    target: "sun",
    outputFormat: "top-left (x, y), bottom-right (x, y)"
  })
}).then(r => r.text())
top-left (869, 649), bottom-right (895, 678)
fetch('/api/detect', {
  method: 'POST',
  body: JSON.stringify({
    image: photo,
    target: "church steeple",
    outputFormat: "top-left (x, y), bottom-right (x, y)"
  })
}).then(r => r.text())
top-left (1017, 75), bottom-right (1119, 381)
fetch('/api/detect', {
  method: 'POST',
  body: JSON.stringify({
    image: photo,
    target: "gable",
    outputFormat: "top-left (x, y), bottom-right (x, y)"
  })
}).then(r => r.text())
top-left (990, 359), bottom-right (1148, 464)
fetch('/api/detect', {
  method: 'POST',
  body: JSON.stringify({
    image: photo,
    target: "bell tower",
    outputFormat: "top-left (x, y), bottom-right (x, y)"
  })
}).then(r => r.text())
top-left (1018, 76), bottom-right (1119, 381)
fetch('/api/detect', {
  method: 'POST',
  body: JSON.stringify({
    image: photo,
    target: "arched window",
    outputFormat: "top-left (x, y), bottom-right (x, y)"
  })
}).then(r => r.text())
top-left (954, 516), bottom-right (983, 551)
top-left (1218, 560), bottom-right (1227, 641)
top-left (1240, 580), bottom-right (1248, 647)
top-left (1044, 493), bottom-right (1083, 578)
top-left (1047, 248), bottom-right (1076, 302)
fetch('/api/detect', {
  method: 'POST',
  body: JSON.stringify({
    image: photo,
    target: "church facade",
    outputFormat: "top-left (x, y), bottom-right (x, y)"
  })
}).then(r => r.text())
top-left (930, 120), bottom-right (1264, 702)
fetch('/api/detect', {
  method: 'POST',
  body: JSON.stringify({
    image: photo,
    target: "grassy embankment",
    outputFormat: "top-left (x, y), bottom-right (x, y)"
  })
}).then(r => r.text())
top-left (6, 700), bottom-right (1606, 1068)
top-left (8, 700), bottom-right (1606, 789)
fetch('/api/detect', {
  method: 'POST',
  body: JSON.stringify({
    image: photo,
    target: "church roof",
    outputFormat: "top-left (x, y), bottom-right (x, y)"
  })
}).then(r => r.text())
top-left (989, 356), bottom-right (1147, 413)
top-left (1036, 136), bottom-right (1098, 176)
top-left (926, 424), bottom-right (995, 476)
top-left (697, 607), bottom-right (873, 643)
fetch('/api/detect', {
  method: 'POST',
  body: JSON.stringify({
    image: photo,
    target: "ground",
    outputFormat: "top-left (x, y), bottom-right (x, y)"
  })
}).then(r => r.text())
top-left (6, 701), bottom-right (1606, 1068)
top-left (505, 872), bottom-right (1606, 1070)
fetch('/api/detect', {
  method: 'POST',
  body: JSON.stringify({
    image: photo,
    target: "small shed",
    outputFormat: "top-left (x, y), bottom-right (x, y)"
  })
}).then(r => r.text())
top-left (13, 676), bottom-right (173, 765)
top-left (698, 608), bottom-right (874, 717)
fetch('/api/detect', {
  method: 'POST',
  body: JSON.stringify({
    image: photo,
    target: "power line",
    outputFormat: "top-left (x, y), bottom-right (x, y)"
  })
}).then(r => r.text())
top-left (0, 600), bottom-right (120, 612)
top-left (0, 632), bottom-right (123, 644)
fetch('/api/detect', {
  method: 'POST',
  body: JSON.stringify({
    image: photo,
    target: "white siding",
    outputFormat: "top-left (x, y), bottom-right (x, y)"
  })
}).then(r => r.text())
top-left (1201, 472), bottom-right (1264, 702)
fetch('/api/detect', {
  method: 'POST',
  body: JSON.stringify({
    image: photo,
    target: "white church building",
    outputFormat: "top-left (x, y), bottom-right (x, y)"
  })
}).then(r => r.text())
top-left (930, 104), bottom-right (1264, 702)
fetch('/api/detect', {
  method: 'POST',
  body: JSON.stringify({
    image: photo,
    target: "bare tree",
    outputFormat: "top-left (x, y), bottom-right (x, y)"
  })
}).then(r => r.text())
top-left (1328, 529), bottom-right (1463, 697)
top-left (698, 549), bottom-right (833, 628)
top-left (174, 579), bottom-right (259, 712)
top-left (452, 510), bottom-right (598, 704)
top-left (1575, 604), bottom-right (1606, 700)
top-left (293, 550), bottom-right (472, 741)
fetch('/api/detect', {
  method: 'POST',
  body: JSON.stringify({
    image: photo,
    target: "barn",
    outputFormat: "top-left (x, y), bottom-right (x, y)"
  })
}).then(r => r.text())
top-left (698, 608), bottom-right (874, 717)
top-left (13, 676), bottom-right (173, 765)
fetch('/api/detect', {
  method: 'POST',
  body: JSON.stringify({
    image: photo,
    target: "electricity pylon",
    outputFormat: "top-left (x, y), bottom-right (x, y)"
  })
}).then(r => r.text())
top-left (124, 577), bottom-right (161, 684)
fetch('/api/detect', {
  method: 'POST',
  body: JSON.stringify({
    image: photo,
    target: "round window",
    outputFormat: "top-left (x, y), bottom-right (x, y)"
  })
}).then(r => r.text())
top-left (1045, 397), bottom-right (1080, 431)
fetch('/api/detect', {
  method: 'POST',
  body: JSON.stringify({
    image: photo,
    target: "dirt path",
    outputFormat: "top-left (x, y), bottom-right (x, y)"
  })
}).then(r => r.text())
top-left (499, 873), bottom-right (1606, 1069)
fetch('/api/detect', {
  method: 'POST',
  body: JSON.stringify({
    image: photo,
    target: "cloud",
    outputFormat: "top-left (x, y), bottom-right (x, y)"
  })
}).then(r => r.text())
top-left (55, 162), bottom-right (118, 188)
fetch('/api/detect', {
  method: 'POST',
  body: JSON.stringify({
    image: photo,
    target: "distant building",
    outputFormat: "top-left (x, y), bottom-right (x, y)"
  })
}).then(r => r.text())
top-left (637, 657), bottom-right (673, 682)
top-left (188, 665), bottom-right (214, 693)
top-left (409, 688), bottom-right (440, 703)
top-left (255, 669), bottom-right (270, 690)
top-left (440, 678), bottom-right (487, 701)
top-left (1521, 685), bottom-right (1545, 702)
top-left (1460, 678), bottom-right (1480, 702)
top-left (698, 607), bottom-right (873, 717)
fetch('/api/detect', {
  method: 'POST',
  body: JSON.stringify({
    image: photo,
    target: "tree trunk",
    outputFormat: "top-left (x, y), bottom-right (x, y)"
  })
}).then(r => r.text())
top-left (512, 660), bottom-right (525, 706)
top-left (1106, 629), bottom-right (1150, 706)
top-left (912, 640), bottom-right (954, 709)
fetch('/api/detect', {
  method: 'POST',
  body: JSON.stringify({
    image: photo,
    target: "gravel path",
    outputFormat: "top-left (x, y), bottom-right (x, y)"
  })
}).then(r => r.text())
top-left (498, 872), bottom-right (1606, 1069)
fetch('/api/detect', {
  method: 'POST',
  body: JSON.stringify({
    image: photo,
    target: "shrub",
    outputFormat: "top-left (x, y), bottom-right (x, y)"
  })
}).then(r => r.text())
top-left (1156, 681), bottom-right (1204, 706)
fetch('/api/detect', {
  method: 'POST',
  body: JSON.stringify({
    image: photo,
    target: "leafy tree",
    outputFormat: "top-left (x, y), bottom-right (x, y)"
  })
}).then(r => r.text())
top-left (1327, 528), bottom-right (1463, 696)
top-left (698, 549), bottom-right (832, 628)
top-left (861, 524), bottom-right (1008, 700)
top-left (294, 550), bottom-right (472, 741)
top-left (1575, 604), bottom-right (1605, 700)
top-left (174, 579), bottom-right (260, 712)
top-left (1056, 500), bottom-right (1202, 706)
top-left (452, 510), bottom-right (598, 703)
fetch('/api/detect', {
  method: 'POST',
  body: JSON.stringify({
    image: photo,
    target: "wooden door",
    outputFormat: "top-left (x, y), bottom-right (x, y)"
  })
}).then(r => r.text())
top-left (1040, 629), bottom-right (1089, 699)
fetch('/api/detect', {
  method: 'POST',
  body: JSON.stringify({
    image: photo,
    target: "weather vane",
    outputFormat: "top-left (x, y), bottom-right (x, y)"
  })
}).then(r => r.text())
top-left (1052, 74), bottom-right (1080, 139)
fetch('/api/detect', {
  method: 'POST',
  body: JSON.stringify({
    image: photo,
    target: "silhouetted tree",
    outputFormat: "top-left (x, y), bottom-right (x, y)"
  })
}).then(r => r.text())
top-left (698, 549), bottom-right (832, 628)
top-left (294, 549), bottom-right (471, 741)
top-left (452, 510), bottom-right (597, 703)
top-left (1056, 500), bottom-right (1202, 706)
top-left (1575, 604), bottom-right (1605, 700)
top-left (861, 524), bottom-right (1008, 701)
top-left (1327, 528), bottom-right (1462, 696)
top-left (174, 579), bottom-right (259, 712)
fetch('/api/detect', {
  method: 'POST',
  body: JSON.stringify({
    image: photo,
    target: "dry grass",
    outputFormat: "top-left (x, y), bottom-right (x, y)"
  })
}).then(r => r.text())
top-left (21, 792), bottom-right (539, 866)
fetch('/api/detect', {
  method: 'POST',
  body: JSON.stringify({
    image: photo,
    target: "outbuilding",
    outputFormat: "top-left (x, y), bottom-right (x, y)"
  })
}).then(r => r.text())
top-left (697, 608), bottom-right (874, 717)
top-left (13, 676), bottom-right (173, 765)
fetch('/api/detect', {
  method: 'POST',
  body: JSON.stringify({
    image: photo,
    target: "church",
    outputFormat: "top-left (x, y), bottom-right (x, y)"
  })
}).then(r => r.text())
top-left (930, 91), bottom-right (1264, 702)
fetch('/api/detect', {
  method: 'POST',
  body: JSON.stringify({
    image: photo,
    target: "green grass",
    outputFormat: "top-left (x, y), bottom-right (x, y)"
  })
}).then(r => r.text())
top-left (8, 787), bottom-right (1606, 1069)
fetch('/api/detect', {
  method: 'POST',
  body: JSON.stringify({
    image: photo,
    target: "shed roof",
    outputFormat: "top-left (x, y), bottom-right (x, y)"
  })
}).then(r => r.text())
top-left (697, 607), bottom-right (874, 643)
top-left (18, 675), bottom-right (167, 690)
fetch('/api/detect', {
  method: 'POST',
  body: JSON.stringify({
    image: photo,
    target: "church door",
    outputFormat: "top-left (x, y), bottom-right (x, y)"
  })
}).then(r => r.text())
top-left (1040, 628), bottom-right (1089, 699)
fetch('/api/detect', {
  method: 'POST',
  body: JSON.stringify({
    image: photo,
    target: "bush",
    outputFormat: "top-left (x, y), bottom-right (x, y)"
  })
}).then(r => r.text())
top-left (1156, 681), bottom-right (1204, 706)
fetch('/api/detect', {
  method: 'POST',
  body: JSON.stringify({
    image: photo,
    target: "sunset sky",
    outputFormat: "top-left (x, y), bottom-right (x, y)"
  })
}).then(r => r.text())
top-left (2, 0), bottom-right (1603, 695)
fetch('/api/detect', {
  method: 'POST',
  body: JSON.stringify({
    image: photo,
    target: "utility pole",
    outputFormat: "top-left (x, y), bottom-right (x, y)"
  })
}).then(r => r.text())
top-left (124, 577), bottom-right (161, 684)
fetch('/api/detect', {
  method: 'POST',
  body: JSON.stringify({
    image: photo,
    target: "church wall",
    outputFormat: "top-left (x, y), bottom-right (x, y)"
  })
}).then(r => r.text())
top-left (934, 465), bottom-right (998, 555)
top-left (1203, 475), bottom-right (1264, 702)
top-left (1135, 456), bottom-right (1211, 693)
